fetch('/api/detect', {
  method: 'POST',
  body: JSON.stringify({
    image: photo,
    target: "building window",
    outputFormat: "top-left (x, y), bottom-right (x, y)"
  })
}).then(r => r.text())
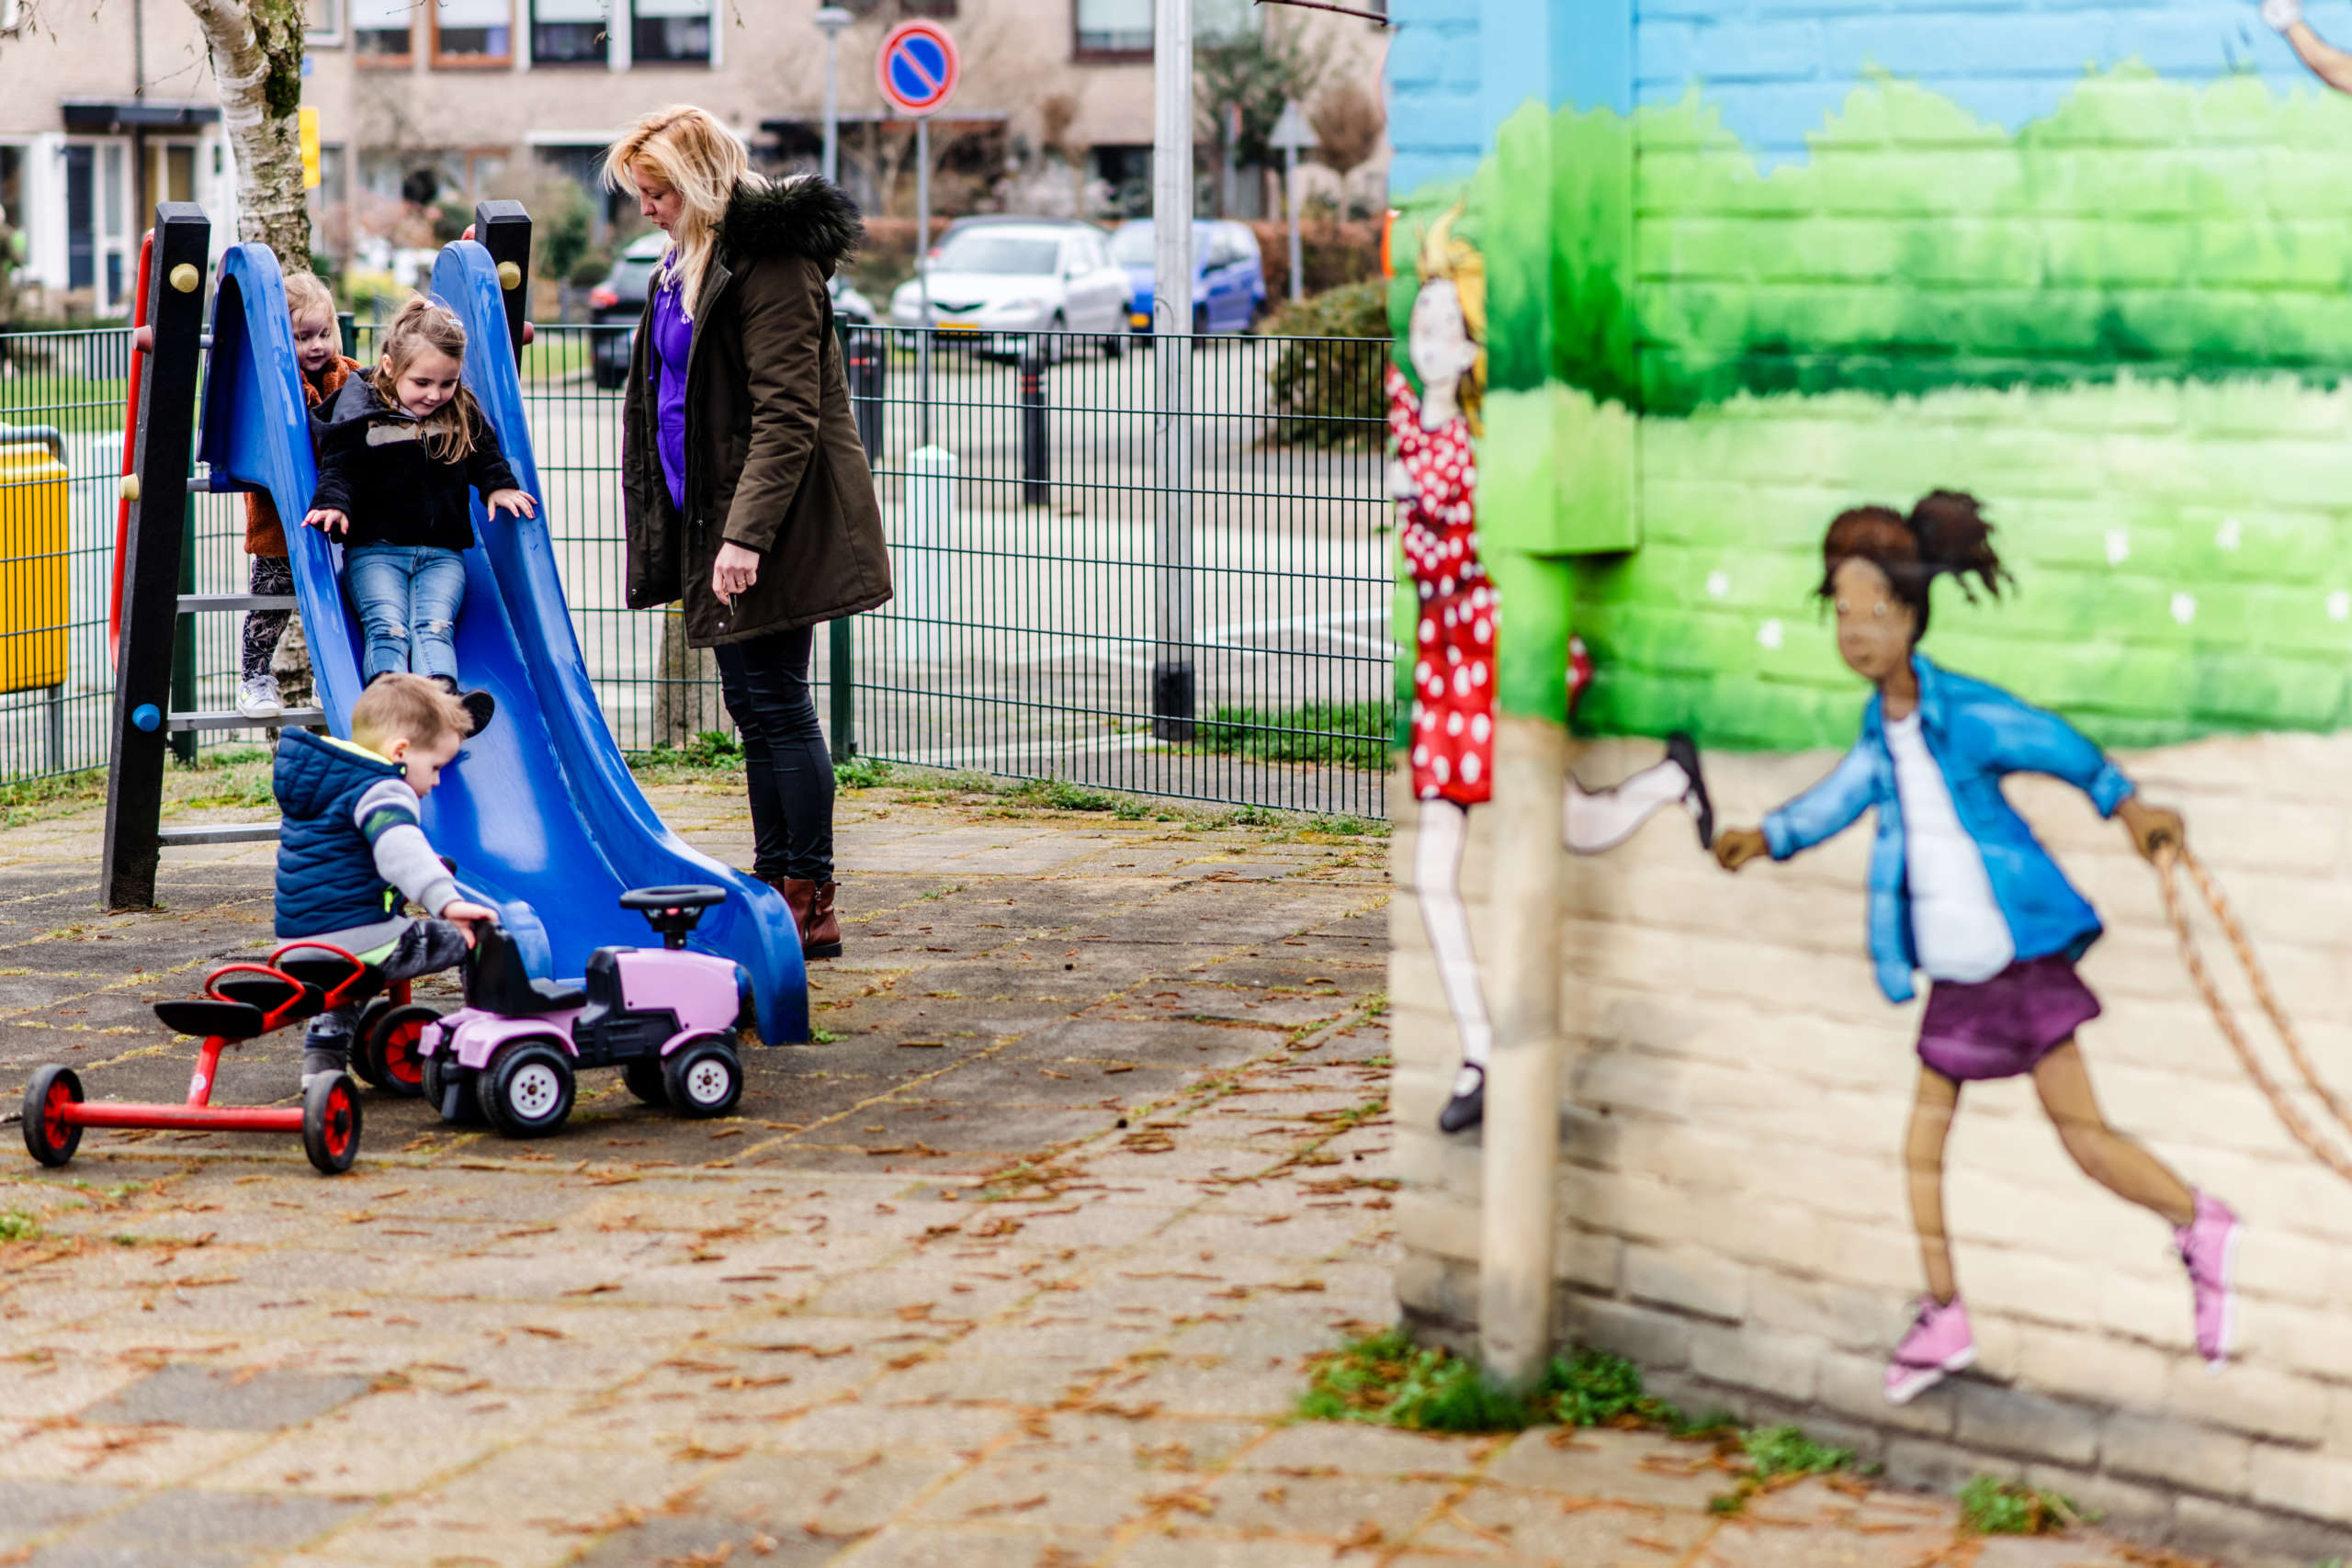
top-left (901, 0), bottom-right (956, 15)
top-left (434, 0), bottom-right (513, 64)
top-left (353, 0), bottom-right (413, 61)
top-left (632, 0), bottom-right (710, 64)
top-left (532, 0), bottom-right (607, 62)
top-left (305, 0), bottom-right (344, 43)
top-left (1074, 0), bottom-right (1148, 59)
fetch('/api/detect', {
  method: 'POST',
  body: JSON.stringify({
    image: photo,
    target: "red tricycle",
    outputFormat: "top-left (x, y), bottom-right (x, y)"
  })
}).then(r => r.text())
top-left (18, 942), bottom-right (419, 1176)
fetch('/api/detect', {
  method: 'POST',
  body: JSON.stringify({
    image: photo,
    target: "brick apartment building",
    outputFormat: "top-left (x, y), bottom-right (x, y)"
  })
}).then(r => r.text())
top-left (0, 0), bottom-right (1387, 316)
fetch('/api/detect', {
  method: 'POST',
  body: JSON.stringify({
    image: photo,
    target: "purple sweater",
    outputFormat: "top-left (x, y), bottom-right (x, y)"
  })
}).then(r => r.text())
top-left (650, 266), bottom-right (693, 513)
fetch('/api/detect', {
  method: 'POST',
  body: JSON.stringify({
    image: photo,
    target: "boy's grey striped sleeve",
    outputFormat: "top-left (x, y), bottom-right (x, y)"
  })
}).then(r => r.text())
top-left (351, 779), bottom-right (458, 916)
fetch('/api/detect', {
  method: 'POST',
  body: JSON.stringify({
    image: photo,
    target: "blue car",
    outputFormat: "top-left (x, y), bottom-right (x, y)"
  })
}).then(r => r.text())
top-left (1110, 220), bottom-right (1266, 335)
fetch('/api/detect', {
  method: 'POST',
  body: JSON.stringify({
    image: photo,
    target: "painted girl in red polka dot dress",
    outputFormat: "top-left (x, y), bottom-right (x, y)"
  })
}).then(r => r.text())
top-left (1396, 209), bottom-right (1715, 1134)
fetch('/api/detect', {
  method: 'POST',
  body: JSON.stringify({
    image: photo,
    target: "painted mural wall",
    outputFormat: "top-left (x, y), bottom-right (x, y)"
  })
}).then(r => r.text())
top-left (1385, 0), bottom-right (2352, 1558)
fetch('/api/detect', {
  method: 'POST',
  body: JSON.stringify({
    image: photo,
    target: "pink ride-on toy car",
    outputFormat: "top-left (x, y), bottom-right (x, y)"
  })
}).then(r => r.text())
top-left (416, 886), bottom-right (754, 1139)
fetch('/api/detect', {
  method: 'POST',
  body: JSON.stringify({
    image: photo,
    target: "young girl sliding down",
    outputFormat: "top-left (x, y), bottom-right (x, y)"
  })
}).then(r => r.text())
top-left (1713, 492), bottom-right (2239, 1402)
top-left (302, 296), bottom-right (536, 733)
top-left (238, 271), bottom-right (357, 720)
top-left (1395, 206), bottom-right (1713, 1137)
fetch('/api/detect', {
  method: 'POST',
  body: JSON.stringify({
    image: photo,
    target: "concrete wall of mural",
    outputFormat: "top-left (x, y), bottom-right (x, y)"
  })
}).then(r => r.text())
top-left (1385, 0), bottom-right (2352, 1557)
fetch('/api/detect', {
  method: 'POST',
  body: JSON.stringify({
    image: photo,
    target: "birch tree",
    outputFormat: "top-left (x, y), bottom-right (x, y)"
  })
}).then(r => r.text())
top-left (184, 0), bottom-right (311, 269)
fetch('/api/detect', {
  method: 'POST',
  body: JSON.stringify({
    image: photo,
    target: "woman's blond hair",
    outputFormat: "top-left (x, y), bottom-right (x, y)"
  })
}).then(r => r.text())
top-left (1417, 203), bottom-right (1487, 437)
top-left (603, 105), bottom-right (754, 321)
top-left (282, 269), bottom-right (336, 329)
top-left (371, 295), bottom-right (484, 464)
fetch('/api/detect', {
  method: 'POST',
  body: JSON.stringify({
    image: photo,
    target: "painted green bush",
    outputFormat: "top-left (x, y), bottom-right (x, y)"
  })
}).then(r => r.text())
top-left (1549, 67), bottom-right (2352, 416)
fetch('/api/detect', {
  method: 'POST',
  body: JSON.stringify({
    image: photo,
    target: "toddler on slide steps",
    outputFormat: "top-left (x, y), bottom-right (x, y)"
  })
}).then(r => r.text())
top-left (274, 675), bottom-right (495, 1090)
top-left (236, 271), bottom-right (358, 721)
top-left (301, 295), bottom-right (537, 735)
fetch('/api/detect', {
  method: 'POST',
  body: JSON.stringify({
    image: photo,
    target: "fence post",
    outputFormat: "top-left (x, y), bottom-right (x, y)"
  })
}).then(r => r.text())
top-left (1020, 341), bottom-right (1050, 507)
top-left (830, 318), bottom-right (869, 764)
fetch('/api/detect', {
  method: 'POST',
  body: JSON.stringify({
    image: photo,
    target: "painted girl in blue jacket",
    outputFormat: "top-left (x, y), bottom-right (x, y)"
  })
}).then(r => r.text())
top-left (1713, 493), bottom-right (2239, 1404)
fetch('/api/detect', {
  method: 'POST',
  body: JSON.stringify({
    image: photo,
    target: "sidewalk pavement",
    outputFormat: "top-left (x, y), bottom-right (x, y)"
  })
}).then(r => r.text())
top-left (0, 772), bottom-right (2214, 1566)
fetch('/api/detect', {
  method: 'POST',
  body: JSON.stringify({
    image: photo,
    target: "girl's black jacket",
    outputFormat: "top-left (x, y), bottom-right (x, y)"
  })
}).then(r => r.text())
top-left (310, 376), bottom-right (521, 552)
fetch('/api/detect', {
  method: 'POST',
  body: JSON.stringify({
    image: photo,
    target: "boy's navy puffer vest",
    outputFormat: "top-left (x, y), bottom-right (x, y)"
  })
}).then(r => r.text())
top-left (273, 728), bottom-right (410, 938)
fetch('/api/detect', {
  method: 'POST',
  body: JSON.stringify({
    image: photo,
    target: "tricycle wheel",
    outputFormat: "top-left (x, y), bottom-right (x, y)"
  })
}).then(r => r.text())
top-left (663, 1038), bottom-right (743, 1119)
top-left (478, 1039), bottom-right (575, 1139)
top-left (302, 1073), bottom-right (363, 1175)
top-left (22, 1065), bottom-right (83, 1168)
top-left (621, 1057), bottom-right (668, 1108)
top-left (365, 1004), bottom-right (439, 1100)
top-left (348, 998), bottom-right (391, 1088)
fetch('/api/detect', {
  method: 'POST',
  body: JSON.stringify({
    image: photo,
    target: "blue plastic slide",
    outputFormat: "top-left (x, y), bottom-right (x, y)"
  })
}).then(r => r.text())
top-left (195, 240), bottom-right (808, 1043)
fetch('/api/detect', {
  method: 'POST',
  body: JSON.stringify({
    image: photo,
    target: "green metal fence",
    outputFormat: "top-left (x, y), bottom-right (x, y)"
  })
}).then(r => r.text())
top-left (0, 320), bottom-right (1395, 817)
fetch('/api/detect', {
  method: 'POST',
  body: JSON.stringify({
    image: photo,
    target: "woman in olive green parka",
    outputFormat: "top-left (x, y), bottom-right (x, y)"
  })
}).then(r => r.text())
top-left (610, 105), bottom-right (891, 959)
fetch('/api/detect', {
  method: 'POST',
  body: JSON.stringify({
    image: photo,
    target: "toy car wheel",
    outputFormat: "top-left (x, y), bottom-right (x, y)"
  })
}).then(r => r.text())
top-left (365, 1004), bottom-right (439, 1100)
top-left (419, 1051), bottom-right (475, 1124)
top-left (21, 1065), bottom-right (83, 1168)
top-left (662, 1037), bottom-right (742, 1119)
top-left (621, 1057), bottom-right (668, 1108)
top-left (302, 1073), bottom-right (363, 1175)
top-left (348, 998), bottom-right (390, 1088)
top-left (478, 1039), bottom-right (575, 1139)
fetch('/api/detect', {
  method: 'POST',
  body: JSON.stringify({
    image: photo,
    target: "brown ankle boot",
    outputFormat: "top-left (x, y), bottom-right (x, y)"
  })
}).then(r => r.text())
top-left (771, 877), bottom-right (843, 960)
top-left (802, 880), bottom-right (842, 959)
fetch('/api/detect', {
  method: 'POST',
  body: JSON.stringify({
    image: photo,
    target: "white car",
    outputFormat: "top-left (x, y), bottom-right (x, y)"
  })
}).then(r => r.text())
top-left (889, 220), bottom-right (1129, 358)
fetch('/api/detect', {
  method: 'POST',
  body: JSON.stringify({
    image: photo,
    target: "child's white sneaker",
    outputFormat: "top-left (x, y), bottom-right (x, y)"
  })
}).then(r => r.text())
top-left (237, 674), bottom-right (283, 720)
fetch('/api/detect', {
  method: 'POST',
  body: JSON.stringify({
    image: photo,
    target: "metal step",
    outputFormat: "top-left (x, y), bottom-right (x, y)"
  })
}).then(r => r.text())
top-left (157, 822), bottom-right (281, 847)
top-left (176, 593), bottom-right (297, 614)
top-left (166, 707), bottom-right (324, 733)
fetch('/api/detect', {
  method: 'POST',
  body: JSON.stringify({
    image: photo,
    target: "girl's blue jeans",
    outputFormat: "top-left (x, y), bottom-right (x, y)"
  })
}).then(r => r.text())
top-left (345, 545), bottom-right (468, 683)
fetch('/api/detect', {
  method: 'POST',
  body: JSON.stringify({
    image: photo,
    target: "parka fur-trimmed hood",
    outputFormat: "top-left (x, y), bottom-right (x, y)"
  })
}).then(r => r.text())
top-left (718, 176), bottom-right (863, 277)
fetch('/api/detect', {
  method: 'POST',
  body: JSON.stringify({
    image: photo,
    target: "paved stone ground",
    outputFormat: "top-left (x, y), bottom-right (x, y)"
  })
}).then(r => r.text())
top-left (0, 772), bottom-right (2219, 1566)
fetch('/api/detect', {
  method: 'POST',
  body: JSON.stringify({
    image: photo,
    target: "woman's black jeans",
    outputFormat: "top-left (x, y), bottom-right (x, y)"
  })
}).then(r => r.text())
top-left (713, 626), bottom-right (834, 885)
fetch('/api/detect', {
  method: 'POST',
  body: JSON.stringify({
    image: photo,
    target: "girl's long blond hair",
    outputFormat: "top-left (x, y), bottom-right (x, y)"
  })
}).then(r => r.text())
top-left (370, 295), bottom-right (484, 464)
top-left (603, 105), bottom-right (753, 321)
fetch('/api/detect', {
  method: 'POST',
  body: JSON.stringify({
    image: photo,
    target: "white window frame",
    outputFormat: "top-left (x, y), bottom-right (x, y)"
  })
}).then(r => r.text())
top-left (305, 0), bottom-right (345, 45)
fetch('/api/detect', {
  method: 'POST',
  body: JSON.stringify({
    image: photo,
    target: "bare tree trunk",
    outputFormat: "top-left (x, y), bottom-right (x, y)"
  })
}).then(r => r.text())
top-left (183, 0), bottom-right (310, 272)
top-left (654, 612), bottom-right (726, 749)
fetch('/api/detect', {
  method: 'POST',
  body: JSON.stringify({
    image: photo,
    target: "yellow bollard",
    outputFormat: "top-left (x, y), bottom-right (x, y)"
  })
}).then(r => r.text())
top-left (0, 443), bottom-right (72, 696)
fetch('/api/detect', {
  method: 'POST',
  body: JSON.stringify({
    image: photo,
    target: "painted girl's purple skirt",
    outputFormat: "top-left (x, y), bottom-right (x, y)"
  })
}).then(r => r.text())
top-left (1917, 954), bottom-right (2101, 1082)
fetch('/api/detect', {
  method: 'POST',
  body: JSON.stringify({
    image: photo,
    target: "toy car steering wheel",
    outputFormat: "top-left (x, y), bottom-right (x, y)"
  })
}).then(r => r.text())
top-left (618, 885), bottom-right (728, 949)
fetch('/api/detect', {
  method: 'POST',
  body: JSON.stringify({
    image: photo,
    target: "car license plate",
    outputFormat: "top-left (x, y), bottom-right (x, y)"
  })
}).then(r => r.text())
top-left (937, 321), bottom-right (978, 333)
top-left (1129, 313), bottom-right (1149, 328)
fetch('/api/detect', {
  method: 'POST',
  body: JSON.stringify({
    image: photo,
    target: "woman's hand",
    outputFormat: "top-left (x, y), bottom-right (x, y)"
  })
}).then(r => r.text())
top-left (1713, 826), bottom-right (1769, 872)
top-left (484, 488), bottom-right (537, 522)
top-left (303, 507), bottom-right (349, 536)
top-left (712, 541), bottom-right (760, 600)
top-left (2118, 795), bottom-right (2185, 866)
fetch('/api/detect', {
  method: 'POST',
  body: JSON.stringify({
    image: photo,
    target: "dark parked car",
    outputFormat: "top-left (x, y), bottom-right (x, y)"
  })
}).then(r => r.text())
top-left (586, 231), bottom-right (875, 389)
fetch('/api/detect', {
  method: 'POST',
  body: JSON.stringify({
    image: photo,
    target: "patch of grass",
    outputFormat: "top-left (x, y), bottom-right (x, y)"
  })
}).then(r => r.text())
top-left (0, 770), bottom-right (109, 829)
top-left (635, 730), bottom-right (745, 771)
top-left (835, 755), bottom-right (895, 790)
top-left (1195, 702), bottom-right (1392, 770)
top-left (1301, 1332), bottom-right (1848, 1516)
top-left (1957, 1476), bottom-right (2083, 1535)
top-left (1015, 777), bottom-right (1117, 813)
top-left (1228, 804), bottom-right (1289, 829)
top-left (0, 1211), bottom-right (41, 1243)
top-left (809, 1025), bottom-right (840, 1044)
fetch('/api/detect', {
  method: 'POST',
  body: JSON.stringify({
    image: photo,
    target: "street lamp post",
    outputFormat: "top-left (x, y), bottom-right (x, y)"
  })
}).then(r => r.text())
top-left (1150, 0), bottom-right (1195, 741)
top-left (814, 6), bottom-right (851, 186)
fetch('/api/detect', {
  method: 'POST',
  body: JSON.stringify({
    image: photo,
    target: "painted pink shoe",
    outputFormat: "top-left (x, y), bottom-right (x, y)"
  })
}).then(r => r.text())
top-left (1884, 1294), bottom-right (1975, 1405)
top-left (2175, 1190), bottom-right (2241, 1370)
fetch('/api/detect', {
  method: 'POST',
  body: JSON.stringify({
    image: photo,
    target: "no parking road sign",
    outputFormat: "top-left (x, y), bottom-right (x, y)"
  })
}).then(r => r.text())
top-left (876, 20), bottom-right (958, 118)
